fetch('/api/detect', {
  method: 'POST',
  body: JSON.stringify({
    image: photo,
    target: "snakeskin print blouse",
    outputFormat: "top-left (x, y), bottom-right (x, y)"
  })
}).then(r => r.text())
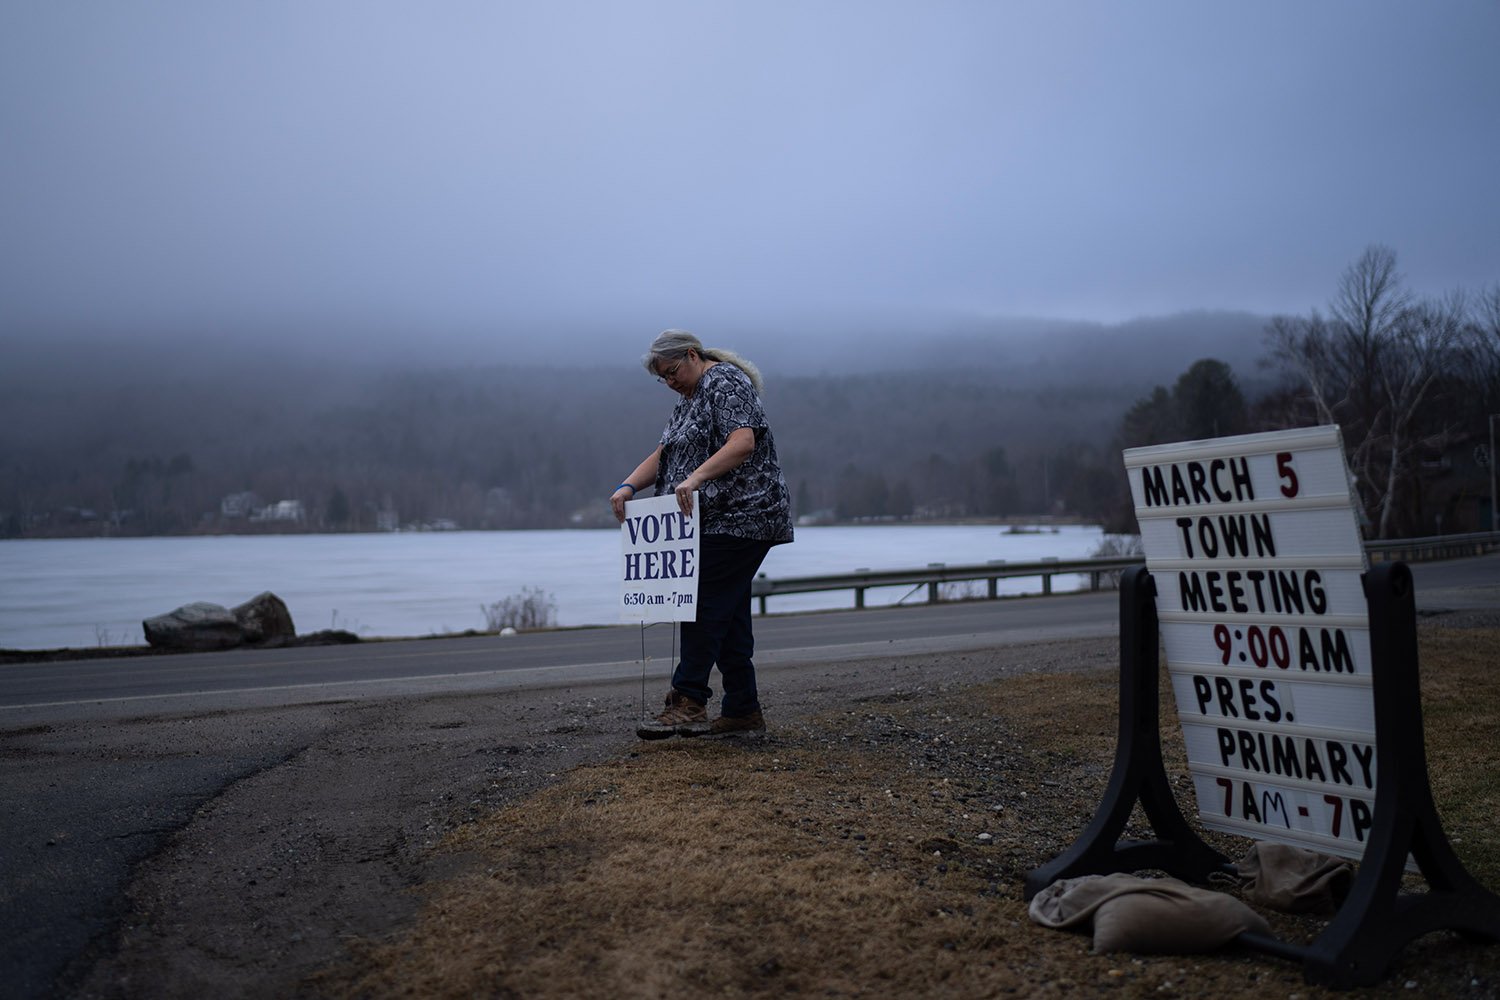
top-left (654, 363), bottom-right (794, 543)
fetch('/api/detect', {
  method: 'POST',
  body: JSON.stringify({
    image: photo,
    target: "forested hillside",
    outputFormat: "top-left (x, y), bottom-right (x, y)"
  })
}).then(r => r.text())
top-left (0, 355), bottom-right (1156, 536)
top-left (3, 311), bottom-right (1265, 536)
top-left (7, 264), bottom-right (1495, 541)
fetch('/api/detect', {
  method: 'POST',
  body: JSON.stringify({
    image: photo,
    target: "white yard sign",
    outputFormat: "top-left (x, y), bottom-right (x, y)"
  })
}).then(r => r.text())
top-left (1124, 425), bottom-right (1375, 859)
top-left (619, 492), bottom-right (700, 623)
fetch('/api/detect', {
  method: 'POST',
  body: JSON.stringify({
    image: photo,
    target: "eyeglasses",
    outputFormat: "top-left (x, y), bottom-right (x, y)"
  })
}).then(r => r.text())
top-left (655, 359), bottom-right (686, 384)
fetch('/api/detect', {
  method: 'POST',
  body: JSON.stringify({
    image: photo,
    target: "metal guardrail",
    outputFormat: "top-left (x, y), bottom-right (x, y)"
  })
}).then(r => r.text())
top-left (751, 531), bottom-right (1500, 615)
top-left (750, 554), bottom-right (1144, 615)
top-left (1364, 530), bottom-right (1500, 563)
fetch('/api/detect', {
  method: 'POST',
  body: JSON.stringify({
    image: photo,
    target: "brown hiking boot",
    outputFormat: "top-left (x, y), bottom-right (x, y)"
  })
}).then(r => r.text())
top-left (636, 689), bottom-right (708, 740)
top-left (703, 710), bottom-right (766, 737)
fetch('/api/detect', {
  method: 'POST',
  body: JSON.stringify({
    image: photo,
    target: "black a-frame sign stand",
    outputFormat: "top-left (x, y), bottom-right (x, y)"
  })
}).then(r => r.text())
top-left (1024, 562), bottom-right (1500, 988)
top-left (1283, 561), bottom-right (1500, 985)
top-left (1022, 566), bottom-right (1228, 895)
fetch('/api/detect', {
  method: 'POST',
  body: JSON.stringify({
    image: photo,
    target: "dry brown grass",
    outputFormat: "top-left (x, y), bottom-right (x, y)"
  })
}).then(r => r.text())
top-left (322, 625), bottom-right (1500, 998)
top-left (1413, 628), bottom-right (1500, 884)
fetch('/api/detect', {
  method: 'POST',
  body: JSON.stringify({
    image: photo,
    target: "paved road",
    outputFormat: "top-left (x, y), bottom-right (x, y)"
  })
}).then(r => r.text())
top-left (4, 553), bottom-right (1495, 726)
top-left (2, 588), bottom-right (1128, 725)
top-left (1, 553), bottom-right (1494, 998)
top-left (1399, 549), bottom-right (1500, 607)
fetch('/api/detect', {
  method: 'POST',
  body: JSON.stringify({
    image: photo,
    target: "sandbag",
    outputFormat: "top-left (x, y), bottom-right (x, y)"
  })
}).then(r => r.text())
top-left (1029, 873), bottom-right (1271, 953)
top-left (1233, 841), bottom-right (1353, 914)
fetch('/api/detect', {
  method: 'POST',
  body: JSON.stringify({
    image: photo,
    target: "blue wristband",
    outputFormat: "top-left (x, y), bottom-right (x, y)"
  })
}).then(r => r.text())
top-left (614, 483), bottom-right (637, 495)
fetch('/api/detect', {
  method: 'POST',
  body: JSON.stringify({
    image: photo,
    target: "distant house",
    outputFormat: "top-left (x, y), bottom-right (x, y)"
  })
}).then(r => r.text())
top-left (795, 507), bottom-right (838, 526)
top-left (1417, 436), bottom-right (1493, 534)
top-left (252, 499), bottom-right (306, 523)
top-left (220, 491), bottom-right (263, 518)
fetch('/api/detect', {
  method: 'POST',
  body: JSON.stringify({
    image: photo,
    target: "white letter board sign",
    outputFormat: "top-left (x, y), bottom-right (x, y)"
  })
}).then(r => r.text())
top-left (1123, 425), bottom-right (1375, 859)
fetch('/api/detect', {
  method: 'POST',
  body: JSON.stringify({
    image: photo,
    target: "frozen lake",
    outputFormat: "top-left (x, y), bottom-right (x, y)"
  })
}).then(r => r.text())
top-left (0, 523), bottom-right (1107, 650)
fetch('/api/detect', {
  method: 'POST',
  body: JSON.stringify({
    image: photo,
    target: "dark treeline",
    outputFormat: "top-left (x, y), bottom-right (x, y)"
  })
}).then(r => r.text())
top-left (4, 247), bottom-right (1495, 540)
top-left (0, 360), bottom-right (1150, 537)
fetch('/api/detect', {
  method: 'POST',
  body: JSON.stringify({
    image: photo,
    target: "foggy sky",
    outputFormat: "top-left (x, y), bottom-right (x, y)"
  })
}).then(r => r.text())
top-left (3, 2), bottom-right (1498, 363)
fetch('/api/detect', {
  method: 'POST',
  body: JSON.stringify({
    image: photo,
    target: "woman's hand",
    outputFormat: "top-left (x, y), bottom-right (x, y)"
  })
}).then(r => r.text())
top-left (611, 450), bottom-right (661, 522)
top-left (610, 485), bottom-right (634, 523)
top-left (670, 428), bottom-right (752, 517)
top-left (674, 473), bottom-right (702, 516)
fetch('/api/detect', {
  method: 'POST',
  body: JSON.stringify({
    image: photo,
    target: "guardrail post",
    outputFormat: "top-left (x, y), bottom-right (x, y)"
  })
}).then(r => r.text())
top-left (927, 563), bottom-right (943, 603)
top-left (1042, 557), bottom-right (1058, 595)
top-left (855, 587), bottom-right (865, 609)
top-left (987, 560), bottom-right (1004, 599)
top-left (753, 573), bottom-right (769, 616)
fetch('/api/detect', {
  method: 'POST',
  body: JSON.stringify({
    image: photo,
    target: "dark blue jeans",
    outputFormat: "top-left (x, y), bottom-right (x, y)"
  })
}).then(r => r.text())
top-left (671, 535), bottom-right (774, 718)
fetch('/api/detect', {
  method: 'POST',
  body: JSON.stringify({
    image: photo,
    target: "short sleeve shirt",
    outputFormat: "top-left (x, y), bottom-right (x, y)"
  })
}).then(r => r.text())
top-left (655, 363), bottom-right (794, 544)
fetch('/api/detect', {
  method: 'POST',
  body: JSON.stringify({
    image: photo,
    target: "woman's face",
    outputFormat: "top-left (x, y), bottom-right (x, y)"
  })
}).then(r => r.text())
top-left (656, 349), bottom-right (700, 396)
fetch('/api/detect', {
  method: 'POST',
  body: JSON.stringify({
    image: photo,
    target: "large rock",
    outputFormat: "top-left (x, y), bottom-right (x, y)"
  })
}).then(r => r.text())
top-left (142, 602), bottom-right (244, 651)
top-left (232, 591), bottom-right (296, 646)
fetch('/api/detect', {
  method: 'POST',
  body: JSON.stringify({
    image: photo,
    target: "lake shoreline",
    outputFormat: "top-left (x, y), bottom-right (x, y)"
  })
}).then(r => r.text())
top-left (4, 514), bottom-right (1104, 541)
top-left (1, 524), bottom-right (1108, 651)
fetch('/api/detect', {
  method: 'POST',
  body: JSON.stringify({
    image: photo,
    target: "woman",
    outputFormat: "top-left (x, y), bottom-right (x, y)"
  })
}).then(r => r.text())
top-left (611, 329), bottom-right (793, 738)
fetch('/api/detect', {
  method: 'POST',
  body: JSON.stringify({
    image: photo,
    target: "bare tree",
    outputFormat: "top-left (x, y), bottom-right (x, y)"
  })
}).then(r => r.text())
top-left (1326, 246), bottom-right (1409, 524)
top-left (1264, 312), bottom-right (1339, 424)
top-left (1369, 291), bottom-right (1467, 537)
top-left (1332, 244), bottom-right (1411, 351)
top-left (1264, 246), bottom-right (1469, 537)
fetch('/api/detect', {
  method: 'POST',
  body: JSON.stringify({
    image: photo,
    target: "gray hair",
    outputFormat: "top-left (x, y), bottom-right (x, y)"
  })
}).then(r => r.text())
top-left (642, 328), bottom-right (764, 394)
